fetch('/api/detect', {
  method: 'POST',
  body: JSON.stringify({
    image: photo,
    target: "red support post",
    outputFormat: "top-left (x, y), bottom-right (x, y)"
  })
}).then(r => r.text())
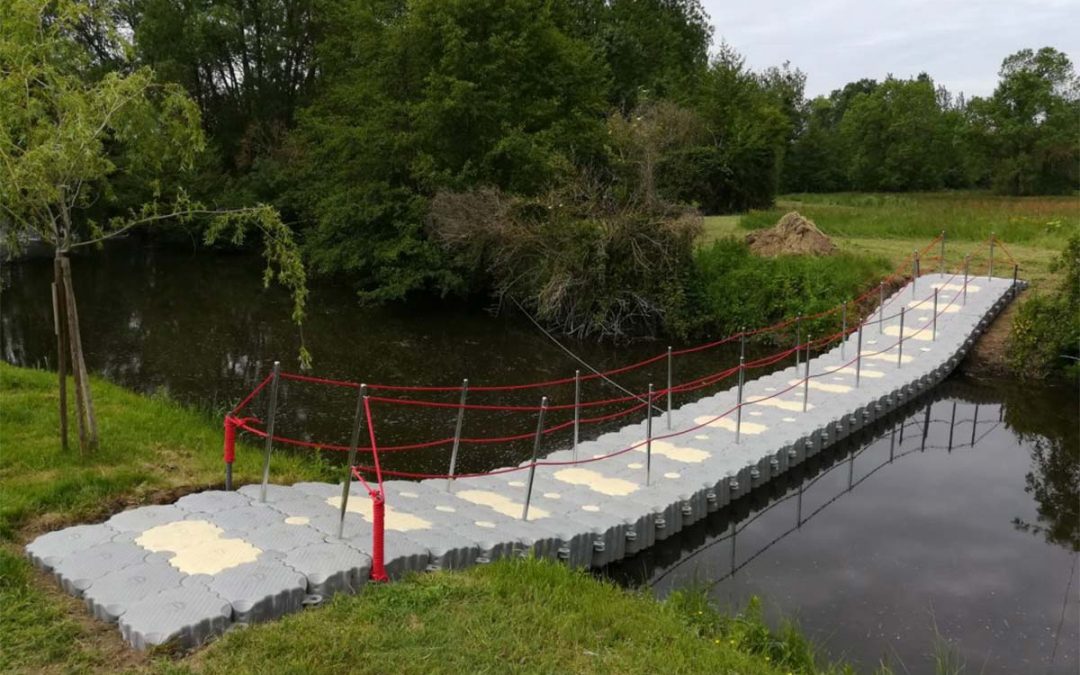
top-left (223, 415), bottom-right (239, 490)
top-left (370, 492), bottom-right (388, 582)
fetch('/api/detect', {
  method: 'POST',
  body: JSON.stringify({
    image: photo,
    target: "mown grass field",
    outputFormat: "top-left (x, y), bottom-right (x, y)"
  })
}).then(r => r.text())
top-left (0, 363), bottom-right (851, 674)
top-left (703, 191), bottom-right (1078, 291)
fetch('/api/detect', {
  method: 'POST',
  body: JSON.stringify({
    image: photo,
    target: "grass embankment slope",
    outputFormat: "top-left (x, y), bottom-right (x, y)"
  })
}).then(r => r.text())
top-left (0, 363), bottom-right (840, 674)
top-left (702, 192), bottom-right (1078, 374)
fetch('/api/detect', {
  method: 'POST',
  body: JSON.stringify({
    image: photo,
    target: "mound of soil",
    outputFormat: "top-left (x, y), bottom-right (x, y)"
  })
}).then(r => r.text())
top-left (746, 211), bottom-right (837, 257)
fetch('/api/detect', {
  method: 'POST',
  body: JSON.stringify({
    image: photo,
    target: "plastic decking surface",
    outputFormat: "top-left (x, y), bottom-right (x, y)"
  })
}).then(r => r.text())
top-left (25, 274), bottom-right (1019, 651)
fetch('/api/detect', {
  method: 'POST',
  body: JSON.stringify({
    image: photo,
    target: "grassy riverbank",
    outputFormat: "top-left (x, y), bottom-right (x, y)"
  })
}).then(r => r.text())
top-left (700, 191), bottom-right (1078, 376)
top-left (0, 363), bottom-right (850, 674)
top-left (707, 191), bottom-right (1076, 290)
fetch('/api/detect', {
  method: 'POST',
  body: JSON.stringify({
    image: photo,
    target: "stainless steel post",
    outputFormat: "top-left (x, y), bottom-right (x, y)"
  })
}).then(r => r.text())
top-left (912, 250), bottom-right (919, 297)
top-left (897, 308), bottom-right (905, 369)
top-left (932, 288), bottom-right (938, 342)
top-left (666, 347), bottom-right (673, 431)
top-left (521, 396), bottom-right (548, 521)
top-left (802, 334), bottom-right (811, 412)
top-left (572, 369), bottom-right (581, 461)
top-left (645, 384), bottom-right (654, 485)
top-left (338, 383), bottom-right (367, 539)
top-left (259, 361), bottom-right (281, 503)
top-left (989, 234), bottom-right (995, 279)
top-left (841, 303), bottom-right (847, 360)
top-left (855, 323), bottom-right (863, 388)
top-left (963, 255), bottom-right (969, 305)
top-left (878, 282), bottom-right (885, 334)
top-left (446, 379), bottom-right (469, 490)
top-left (735, 357), bottom-right (745, 444)
top-left (795, 315), bottom-right (802, 368)
top-left (940, 230), bottom-right (946, 274)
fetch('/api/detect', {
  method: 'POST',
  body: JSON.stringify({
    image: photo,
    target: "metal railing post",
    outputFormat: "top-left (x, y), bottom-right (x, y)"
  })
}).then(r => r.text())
top-left (521, 396), bottom-right (548, 521)
top-left (855, 323), bottom-right (863, 388)
top-left (338, 383), bottom-right (367, 539)
top-left (878, 282), bottom-right (885, 334)
top-left (1012, 264), bottom-right (1018, 296)
top-left (666, 347), bottom-right (673, 431)
top-left (795, 315), bottom-right (802, 369)
top-left (735, 357), bottom-right (745, 444)
top-left (940, 230), bottom-right (946, 274)
top-left (897, 308), bottom-right (905, 369)
top-left (932, 288), bottom-right (939, 341)
top-left (912, 250), bottom-right (919, 297)
top-left (572, 369), bottom-right (581, 461)
top-left (259, 361), bottom-right (281, 503)
top-left (645, 384), bottom-right (654, 486)
top-left (841, 303), bottom-right (847, 360)
top-left (446, 379), bottom-right (469, 490)
top-left (989, 234), bottom-right (995, 279)
top-left (963, 255), bottom-right (969, 305)
top-left (802, 334), bottom-right (811, 412)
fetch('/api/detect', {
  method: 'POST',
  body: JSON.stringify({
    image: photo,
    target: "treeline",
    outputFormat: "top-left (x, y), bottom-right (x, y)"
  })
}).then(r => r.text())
top-left (783, 53), bottom-right (1080, 195)
top-left (41, 0), bottom-right (1080, 329)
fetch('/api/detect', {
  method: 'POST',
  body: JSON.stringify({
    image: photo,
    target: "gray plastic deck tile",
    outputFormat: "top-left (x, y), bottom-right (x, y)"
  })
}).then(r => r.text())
top-left (26, 523), bottom-right (118, 571)
top-left (188, 559), bottom-right (308, 624)
top-left (119, 585), bottom-right (232, 651)
top-left (82, 556), bottom-right (186, 622)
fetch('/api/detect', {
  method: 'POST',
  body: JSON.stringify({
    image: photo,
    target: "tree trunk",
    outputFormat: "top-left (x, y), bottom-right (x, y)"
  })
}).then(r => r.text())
top-left (52, 256), bottom-right (69, 451)
top-left (59, 256), bottom-right (98, 451)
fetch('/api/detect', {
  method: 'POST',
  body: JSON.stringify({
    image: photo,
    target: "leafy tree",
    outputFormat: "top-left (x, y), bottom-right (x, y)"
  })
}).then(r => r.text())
top-left (575, 0), bottom-right (712, 111)
top-left (970, 47), bottom-right (1080, 195)
top-left (0, 0), bottom-right (307, 451)
top-left (132, 0), bottom-right (322, 176)
top-left (838, 74), bottom-right (954, 191)
top-left (662, 45), bottom-right (790, 212)
top-left (292, 0), bottom-right (610, 301)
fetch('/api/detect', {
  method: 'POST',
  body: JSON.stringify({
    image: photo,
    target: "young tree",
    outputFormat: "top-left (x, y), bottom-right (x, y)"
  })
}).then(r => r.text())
top-left (1, 0), bottom-right (307, 451)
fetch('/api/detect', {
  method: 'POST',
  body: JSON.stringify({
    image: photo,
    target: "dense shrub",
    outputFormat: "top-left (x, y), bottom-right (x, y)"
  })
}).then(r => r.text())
top-left (429, 184), bottom-right (702, 338)
top-left (1008, 234), bottom-right (1080, 379)
top-left (691, 237), bottom-right (890, 339)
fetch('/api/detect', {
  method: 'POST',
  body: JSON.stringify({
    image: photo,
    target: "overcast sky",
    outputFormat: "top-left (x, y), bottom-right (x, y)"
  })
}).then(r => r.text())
top-left (701, 0), bottom-right (1080, 98)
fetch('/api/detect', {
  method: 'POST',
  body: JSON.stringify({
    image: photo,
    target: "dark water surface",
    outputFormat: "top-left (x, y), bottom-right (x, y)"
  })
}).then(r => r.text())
top-left (3, 244), bottom-right (1077, 673)
top-left (604, 379), bottom-right (1079, 674)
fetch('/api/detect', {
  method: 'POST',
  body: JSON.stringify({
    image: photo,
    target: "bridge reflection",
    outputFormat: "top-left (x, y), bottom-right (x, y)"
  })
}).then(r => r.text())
top-left (601, 393), bottom-right (1007, 590)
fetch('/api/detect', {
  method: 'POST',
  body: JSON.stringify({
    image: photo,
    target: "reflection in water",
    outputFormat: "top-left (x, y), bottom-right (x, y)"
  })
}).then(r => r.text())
top-left (603, 380), bottom-right (1079, 675)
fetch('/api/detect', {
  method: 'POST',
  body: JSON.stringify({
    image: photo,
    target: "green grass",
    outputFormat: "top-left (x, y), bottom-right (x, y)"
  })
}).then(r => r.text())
top-left (0, 363), bottom-right (855, 674)
top-left (739, 192), bottom-right (1077, 246)
top-left (180, 559), bottom-right (840, 675)
top-left (0, 362), bottom-right (336, 541)
top-left (702, 191), bottom-right (1077, 292)
top-left (693, 238), bottom-right (891, 339)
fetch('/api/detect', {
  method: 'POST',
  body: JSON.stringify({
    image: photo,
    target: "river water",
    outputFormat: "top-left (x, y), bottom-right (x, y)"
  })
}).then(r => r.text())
top-left (3, 243), bottom-right (1077, 673)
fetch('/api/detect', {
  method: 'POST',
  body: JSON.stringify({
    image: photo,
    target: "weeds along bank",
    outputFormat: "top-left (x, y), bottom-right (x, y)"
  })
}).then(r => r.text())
top-left (0, 363), bottom-right (846, 674)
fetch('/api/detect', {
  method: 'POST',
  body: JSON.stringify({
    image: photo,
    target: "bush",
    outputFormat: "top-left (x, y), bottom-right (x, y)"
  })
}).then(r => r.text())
top-left (1008, 233), bottom-right (1080, 379)
top-left (429, 183), bottom-right (702, 338)
top-left (691, 237), bottom-right (890, 339)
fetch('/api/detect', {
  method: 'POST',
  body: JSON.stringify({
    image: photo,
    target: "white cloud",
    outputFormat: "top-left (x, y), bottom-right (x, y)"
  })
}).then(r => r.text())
top-left (700, 0), bottom-right (1080, 97)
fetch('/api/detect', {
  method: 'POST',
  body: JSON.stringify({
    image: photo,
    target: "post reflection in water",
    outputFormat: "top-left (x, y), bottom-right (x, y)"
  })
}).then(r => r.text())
top-left (601, 381), bottom-right (1079, 675)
